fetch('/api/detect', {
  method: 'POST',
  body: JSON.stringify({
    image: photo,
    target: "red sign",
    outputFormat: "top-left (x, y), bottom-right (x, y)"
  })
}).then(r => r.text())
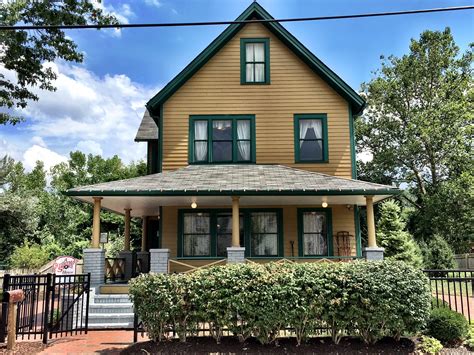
top-left (52, 256), bottom-right (77, 275)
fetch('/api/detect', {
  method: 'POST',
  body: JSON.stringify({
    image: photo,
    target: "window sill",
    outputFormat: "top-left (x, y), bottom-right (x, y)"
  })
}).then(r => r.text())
top-left (294, 160), bottom-right (329, 164)
top-left (240, 81), bottom-right (271, 85)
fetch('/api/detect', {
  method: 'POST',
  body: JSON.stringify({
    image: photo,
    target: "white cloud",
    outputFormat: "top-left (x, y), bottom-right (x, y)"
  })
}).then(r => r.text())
top-left (145, 0), bottom-right (162, 8)
top-left (23, 145), bottom-right (67, 172)
top-left (94, 2), bottom-right (135, 38)
top-left (2, 60), bottom-right (157, 167)
top-left (74, 140), bottom-right (103, 156)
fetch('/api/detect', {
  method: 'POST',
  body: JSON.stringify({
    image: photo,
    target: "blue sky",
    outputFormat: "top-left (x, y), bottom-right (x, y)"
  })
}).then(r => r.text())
top-left (1, 0), bottom-right (473, 172)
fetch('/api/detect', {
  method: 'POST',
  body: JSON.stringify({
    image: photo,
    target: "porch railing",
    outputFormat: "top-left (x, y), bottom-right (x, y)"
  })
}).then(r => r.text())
top-left (169, 259), bottom-right (226, 274)
top-left (104, 258), bottom-right (125, 283)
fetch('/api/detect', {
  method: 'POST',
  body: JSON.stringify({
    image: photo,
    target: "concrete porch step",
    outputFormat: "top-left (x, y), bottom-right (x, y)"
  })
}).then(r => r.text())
top-left (88, 313), bottom-right (135, 324)
top-left (93, 294), bottom-right (131, 304)
top-left (87, 322), bottom-right (134, 329)
top-left (89, 303), bottom-right (134, 314)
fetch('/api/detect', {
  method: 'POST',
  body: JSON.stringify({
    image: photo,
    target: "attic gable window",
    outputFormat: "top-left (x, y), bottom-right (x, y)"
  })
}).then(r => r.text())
top-left (240, 38), bottom-right (270, 84)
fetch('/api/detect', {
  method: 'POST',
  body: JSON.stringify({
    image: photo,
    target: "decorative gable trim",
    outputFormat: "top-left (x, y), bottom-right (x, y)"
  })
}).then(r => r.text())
top-left (146, 2), bottom-right (366, 116)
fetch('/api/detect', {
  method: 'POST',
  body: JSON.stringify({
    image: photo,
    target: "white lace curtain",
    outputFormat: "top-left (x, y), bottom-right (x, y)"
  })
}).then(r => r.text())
top-left (183, 213), bottom-right (210, 256)
top-left (299, 119), bottom-right (322, 146)
top-left (194, 121), bottom-right (208, 161)
top-left (237, 120), bottom-right (250, 161)
top-left (303, 212), bottom-right (327, 255)
top-left (251, 212), bottom-right (277, 256)
top-left (245, 43), bottom-right (265, 82)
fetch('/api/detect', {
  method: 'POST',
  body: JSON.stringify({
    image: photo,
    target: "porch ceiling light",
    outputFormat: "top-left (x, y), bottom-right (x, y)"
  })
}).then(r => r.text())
top-left (322, 198), bottom-right (328, 208)
top-left (191, 201), bottom-right (197, 209)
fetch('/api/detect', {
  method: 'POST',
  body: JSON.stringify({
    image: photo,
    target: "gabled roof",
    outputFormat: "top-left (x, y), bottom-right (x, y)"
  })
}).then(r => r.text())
top-left (67, 164), bottom-right (397, 197)
top-left (135, 109), bottom-right (158, 141)
top-left (146, 2), bottom-right (366, 116)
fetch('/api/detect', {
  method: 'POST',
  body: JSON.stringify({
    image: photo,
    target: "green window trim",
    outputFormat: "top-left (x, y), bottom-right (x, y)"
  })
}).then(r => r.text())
top-left (240, 38), bottom-right (270, 85)
top-left (188, 115), bottom-right (256, 164)
top-left (294, 114), bottom-right (329, 163)
top-left (177, 208), bottom-right (283, 258)
top-left (297, 208), bottom-right (333, 257)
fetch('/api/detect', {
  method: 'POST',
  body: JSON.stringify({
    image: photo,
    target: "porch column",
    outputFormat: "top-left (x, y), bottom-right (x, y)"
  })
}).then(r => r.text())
top-left (91, 197), bottom-right (102, 248)
top-left (366, 196), bottom-right (376, 248)
top-left (124, 208), bottom-right (131, 251)
top-left (228, 196), bottom-right (245, 264)
top-left (232, 196), bottom-right (240, 247)
top-left (84, 197), bottom-right (105, 289)
top-left (362, 195), bottom-right (384, 261)
top-left (141, 216), bottom-right (148, 252)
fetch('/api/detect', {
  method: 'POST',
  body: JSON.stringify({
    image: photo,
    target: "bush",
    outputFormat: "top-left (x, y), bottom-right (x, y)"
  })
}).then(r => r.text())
top-left (129, 261), bottom-right (431, 346)
top-left (426, 307), bottom-right (469, 344)
top-left (9, 242), bottom-right (49, 269)
top-left (422, 235), bottom-right (456, 270)
top-left (464, 327), bottom-right (474, 349)
top-left (416, 335), bottom-right (443, 354)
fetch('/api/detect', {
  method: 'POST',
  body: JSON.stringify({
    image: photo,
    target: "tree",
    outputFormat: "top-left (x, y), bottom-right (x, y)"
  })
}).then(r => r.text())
top-left (421, 235), bottom-right (456, 270)
top-left (0, 152), bottom-right (146, 266)
top-left (376, 200), bottom-right (423, 268)
top-left (357, 28), bottom-right (473, 249)
top-left (0, 0), bottom-right (118, 124)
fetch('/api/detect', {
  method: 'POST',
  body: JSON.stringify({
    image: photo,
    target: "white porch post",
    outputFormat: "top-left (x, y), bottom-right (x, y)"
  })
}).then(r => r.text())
top-left (84, 196), bottom-right (105, 289)
top-left (362, 195), bottom-right (384, 261)
top-left (228, 196), bottom-right (245, 264)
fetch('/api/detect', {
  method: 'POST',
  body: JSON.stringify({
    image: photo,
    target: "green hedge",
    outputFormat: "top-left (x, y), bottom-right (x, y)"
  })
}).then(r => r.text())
top-left (427, 307), bottom-right (469, 344)
top-left (129, 261), bottom-right (431, 345)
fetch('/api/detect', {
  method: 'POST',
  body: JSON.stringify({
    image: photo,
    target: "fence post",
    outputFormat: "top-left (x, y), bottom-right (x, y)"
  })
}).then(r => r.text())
top-left (42, 273), bottom-right (53, 344)
top-left (84, 273), bottom-right (90, 334)
top-left (5, 290), bottom-right (25, 350)
top-left (0, 274), bottom-right (9, 343)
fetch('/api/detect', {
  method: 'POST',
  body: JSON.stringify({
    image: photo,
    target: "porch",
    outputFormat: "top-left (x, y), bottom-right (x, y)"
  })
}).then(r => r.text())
top-left (66, 164), bottom-right (398, 289)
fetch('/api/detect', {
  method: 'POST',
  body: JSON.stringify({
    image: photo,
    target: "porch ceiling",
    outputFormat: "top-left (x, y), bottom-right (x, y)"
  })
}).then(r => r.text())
top-left (73, 194), bottom-right (394, 217)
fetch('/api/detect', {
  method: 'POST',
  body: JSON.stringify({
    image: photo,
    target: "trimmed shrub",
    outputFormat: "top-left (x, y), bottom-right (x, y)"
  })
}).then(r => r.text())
top-left (426, 307), bottom-right (469, 344)
top-left (129, 260), bottom-right (431, 345)
top-left (416, 335), bottom-right (443, 354)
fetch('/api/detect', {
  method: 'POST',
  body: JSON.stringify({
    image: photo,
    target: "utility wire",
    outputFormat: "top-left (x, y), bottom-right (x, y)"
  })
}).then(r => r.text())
top-left (1, 5), bottom-right (473, 31)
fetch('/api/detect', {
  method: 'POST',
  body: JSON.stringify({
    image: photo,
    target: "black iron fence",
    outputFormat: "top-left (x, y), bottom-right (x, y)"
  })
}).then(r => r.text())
top-left (0, 273), bottom-right (90, 344)
top-left (424, 269), bottom-right (474, 323)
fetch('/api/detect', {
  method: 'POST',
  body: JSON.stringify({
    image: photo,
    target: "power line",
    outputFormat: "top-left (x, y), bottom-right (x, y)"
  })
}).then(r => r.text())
top-left (1, 5), bottom-right (473, 31)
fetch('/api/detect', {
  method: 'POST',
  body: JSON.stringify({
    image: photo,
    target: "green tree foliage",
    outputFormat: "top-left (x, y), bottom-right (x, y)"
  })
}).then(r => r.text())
top-left (10, 242), bottom-right (49, 269)
top-left (376, 200), bottom-right (423, 268)
top-left (356, 28), bottom-right (473, 250)
top-left (0, 152), bottom-right (146, 266)
top-left (421, 235), bottom-right (456, 270)
top-left (0, 0), bottom-right (118, 124)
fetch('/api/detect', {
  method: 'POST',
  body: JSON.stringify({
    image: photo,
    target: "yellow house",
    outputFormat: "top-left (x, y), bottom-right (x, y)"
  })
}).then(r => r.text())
top-left (67, 2), bottom-right (397, 287)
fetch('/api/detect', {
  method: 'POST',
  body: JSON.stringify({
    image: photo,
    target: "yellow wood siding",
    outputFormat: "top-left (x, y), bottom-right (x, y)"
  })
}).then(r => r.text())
top-left (162, 22), bottom-right (353, 177)
top-left (162, 204), bottom-right (356, 272)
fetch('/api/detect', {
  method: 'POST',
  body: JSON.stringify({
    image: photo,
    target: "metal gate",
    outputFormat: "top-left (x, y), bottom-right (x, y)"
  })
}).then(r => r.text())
top-left (0, 273), bottom-right (90, 344)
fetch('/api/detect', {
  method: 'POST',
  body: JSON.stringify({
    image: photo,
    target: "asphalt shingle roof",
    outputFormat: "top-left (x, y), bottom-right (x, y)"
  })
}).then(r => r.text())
top-left (67, 165), bottom-right (398, 196)
top-left (134, 110), bottom-right (158, 141)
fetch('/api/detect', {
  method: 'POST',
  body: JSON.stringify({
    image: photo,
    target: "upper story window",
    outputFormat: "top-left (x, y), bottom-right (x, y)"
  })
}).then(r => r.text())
top-left (240, 38), bottom-right (270, 84)
top-left (294, 114), bottom-right (329, 163)
top-left (189, 115), bottom-right (255, 164)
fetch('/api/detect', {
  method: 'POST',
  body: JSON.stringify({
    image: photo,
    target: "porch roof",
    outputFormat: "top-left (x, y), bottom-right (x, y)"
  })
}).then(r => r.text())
top-left (66, 165), bottom-right (398, 216)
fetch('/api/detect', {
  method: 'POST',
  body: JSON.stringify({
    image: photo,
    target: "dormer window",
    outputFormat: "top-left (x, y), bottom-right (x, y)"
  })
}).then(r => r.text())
top-left (240, 38), bottom-right (270, 84)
